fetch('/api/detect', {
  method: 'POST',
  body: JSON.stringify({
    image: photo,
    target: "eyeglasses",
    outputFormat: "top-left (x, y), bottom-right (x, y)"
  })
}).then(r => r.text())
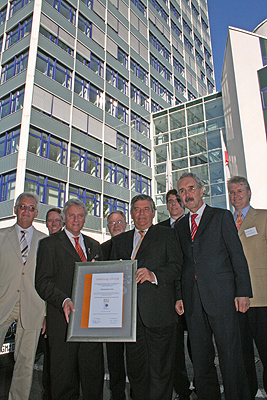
top-left (107, 220), bottom-right (125, 226)
top-left (18, 204), bottom-right (36, 212)
top-left (229, 189), bottom-right (246, 196)
top-left (178, 186), bottom-right (196, 195)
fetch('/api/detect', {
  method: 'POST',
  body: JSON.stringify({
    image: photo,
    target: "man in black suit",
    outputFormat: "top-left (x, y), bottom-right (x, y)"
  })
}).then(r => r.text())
top-left (101, 211), bottom-right (127, 400)
top-left (110, 194), bottom-right (182, 400)
top-left (35, 199), bottom-right (104, 400)
top-left (158, 189), bottom-right (191, 400)
top-left (175, 172), bottom-right (253, 400)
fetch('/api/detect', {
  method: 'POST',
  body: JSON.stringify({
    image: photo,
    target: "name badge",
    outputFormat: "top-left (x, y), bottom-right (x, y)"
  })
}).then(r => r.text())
top-left (244, 227), bottom-right (258, 237)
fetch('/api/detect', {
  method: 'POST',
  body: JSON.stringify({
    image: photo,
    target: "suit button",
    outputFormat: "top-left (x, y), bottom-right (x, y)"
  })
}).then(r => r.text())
top-left (17, 290), bottom-right (20, 292)
top-left (22, 272), bottom-right (25, 275)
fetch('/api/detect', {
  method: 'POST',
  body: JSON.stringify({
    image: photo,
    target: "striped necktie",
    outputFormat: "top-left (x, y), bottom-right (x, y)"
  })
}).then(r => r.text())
top-left (131, 231), bottom-right (145, 260)
top-left (235, 212), bottom-right (243, 230)
top-left (74, 237), bottom-right (87, 262)
top-left (20, 230), bottom-right (28, 265)
top-left (191, 214), bottom-right (198, 241)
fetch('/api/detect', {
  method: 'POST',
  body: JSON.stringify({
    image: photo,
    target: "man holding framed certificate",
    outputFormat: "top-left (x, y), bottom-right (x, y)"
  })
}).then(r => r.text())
top-left (110, 194), bottom-right (182, 400)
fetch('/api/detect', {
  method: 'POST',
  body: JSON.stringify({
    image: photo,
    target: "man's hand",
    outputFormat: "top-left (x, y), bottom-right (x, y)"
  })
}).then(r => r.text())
top-left (63, 298), bottom-right (75, 323)
top-left (235, 297), bottom-right (250, 313)
top-left (175, 300), bottom-right (184, 315)
top-left (41, 316), bottom-right (47, 338)
top-left (135, 268), bottom-right (155, 284)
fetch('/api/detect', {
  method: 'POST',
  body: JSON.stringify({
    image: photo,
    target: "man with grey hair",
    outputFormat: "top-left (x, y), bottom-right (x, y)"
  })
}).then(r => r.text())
top-left (0, 192), bottom-right (46, 399)
top-left (35, 198), bottom-right (104, 399)
top-left (175, 172), bottom-right (253, 400)
top-left (228, 175), bottom-right (267, 397)
top-left (110, 194), bottom-right (182, 400)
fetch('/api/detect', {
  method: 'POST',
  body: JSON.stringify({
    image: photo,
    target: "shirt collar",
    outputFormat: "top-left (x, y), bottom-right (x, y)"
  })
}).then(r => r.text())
top-left (234, 205), bottom-right (250, 220)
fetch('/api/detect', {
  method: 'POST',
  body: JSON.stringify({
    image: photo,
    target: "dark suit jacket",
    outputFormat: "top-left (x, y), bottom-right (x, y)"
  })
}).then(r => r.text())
top-left (158, 218), bottom-right (172, 228)
top-left (35, 230), bottom-right (102, 337)
top-left (101, 238), bottom-right (112, 260)
top-left (110, 224), bottom-right (182, 328)
top-left (175, 205), bottom-right (253, 317)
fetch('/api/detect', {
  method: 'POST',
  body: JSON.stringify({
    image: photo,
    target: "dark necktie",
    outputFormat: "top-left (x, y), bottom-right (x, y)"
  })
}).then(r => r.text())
top-left (20, 230), bottom-right (28, 265)
top-left (191, 214), bottom-right (198, 241)
top-left (74, 237), bottom-right (87, 262)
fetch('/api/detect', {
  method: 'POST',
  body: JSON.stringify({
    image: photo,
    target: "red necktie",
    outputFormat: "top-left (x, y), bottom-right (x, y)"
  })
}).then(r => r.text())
top-left (235, 212), bottom-right (243, 230)
top-left (74, 237), bottom-right (87, 262)
top-left (191, 214), bottom-right (198, 241)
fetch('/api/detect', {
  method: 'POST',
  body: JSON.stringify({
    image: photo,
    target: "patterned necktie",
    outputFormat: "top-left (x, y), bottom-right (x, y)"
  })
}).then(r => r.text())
top-left (235, 212), bottom-right (243, 230)
top-left (74, 237), bottom-right (87, 262)
top-left (20, 230), bottom-right (28, 265)
top-left (131, 231), bottom-right (145, 260)
top-left (191, 214), bottom-right (198, 241)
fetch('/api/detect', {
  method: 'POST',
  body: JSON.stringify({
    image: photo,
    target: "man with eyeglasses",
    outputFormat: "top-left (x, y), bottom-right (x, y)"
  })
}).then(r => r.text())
top-left (228, 176), bottom-right (267, 398)
top-left (175, 172), bottom-right (253, 400)
top-left (0, 192), bottom-right (47, 399)
top-left (101, 211), bottom-right (127, 400)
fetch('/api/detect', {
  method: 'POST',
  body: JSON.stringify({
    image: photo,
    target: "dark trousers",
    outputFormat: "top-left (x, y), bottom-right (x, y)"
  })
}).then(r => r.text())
top-left (185, 284), bottom-right (251, 400)
top-left (106, 342), bottom-right (126, 400)
top-left (173, 316), bottom-right (191, 397)
top-left (49, 334), bottom-right (104, 400)
top-left (238, 306), bottom-right (267, 397)
top-left (125, 311), bottom-right (176, 400)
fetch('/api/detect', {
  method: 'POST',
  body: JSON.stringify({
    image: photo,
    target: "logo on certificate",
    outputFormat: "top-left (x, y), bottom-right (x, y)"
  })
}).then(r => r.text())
top-left (103, 299), bottom-right (109, 309)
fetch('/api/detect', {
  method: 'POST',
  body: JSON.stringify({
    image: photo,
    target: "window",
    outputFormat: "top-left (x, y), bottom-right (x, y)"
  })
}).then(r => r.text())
top-left (130, 0), bottom-right (146, 16)
top-left (0, 128), bottom-right (20, 158)
top-left (78, 13), bottom-right (92, 38)
top-left (25, 172), bottom-right (65, 207)
top-left (206, 63), bottom-right (213, 77)
top-left (131, 173), bottom-right (151, 195)
top-left (131, 112), bottom-right (150, 137)
top-left (149, 33), bottom-right (170, 62)
top-left (148, 0), bottom-right (168, 22)
top-left (0, 88), bottom-right (24, 119)
top-left (151, 101), bottom-right (163, 112)
top-left (0, 172), bottom-right (16, 202)
top-left (5, 18), bottom-right (32, 49)
top-left (184, 36), bottom-right (193, 53)
top-left (69, 185), bottom-right (100, 216)
top-left (173, 58), bottom-right (184, 76)
top-left (130, 59), bottom-right (148, 85)
top-left (174, 79), bottom-right (185, 95)
top-left (196, 51), bottom-right (203, 65)
top-left (192, 4), bottom-right (199, 19)
top-left (36, 50), bottom-right (72, 89)
top-left (130, 85), bottom-right (150, 111)
top-left (207, 80), bottom-right (214, 94)
top-left (117, 132), bottom-right (128, 155)
top-left (40, 26), bottom-right (74, 56)
top-left (183, 19), bottom-right (191, 36)
top-left (188, 91), bottom-right (196, 101)
top-left (106, 66), bottom-right (128, 95)
top-left (103, 196), bottom-right (128, 221)
top-left (76, 52), bottom-right (103, 77)
top-left (1, 52), bottom-right (28, 84)
top-left (150, 55), bottom-right (171, 82)
top-left (151, 77), bottom-right (172, 105)
top-left (74, 74), bottom-right (103, 108)
top-left (170, 3), bottom-right (180, 21)
top-left (201, 18), bottom-right (208, 32)
top-left (118, 48), bottom-right (128, 68)
top-left (45, 0), bottom-right (76, 24)
top-left (80, 0), bottom-right (93, 10)
top-left (204, 48), bottom-right (211, 61)
top-left (105, 95), bottom-right (128, 124)
top-left (104, 160), bottom-right (128, 188)
top-left (9, 0), bottom-right (32, 17)
top-left (0, 6), bottom-right (7, 25)
top-left (131, 141), bottom-right (150, 166)
top-left (171, 20), bottom-right (182, 39)
top-left (261, 87), bottom-right (267, 109)
top-left (28, 128), bottom-right (67, 164)
top-left (70, 145), bottom-right (101, 177)
top-left (194, 34), bottom-right (202, 49)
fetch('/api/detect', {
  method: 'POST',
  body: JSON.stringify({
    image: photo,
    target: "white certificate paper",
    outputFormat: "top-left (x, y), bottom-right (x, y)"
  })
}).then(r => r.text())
top-left (88, 272), bottom-right (124, 328)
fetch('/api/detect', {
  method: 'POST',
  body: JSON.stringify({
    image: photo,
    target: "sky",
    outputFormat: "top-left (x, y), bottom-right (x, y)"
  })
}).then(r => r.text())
top-left (207, 0), bottom-right (267, 91)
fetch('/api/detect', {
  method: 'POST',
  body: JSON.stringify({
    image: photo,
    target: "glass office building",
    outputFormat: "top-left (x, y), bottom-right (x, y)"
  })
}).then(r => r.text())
top-left (0, 0), bottom-right (215, 238)
top-left (153, 92), bottom-right (227, 222)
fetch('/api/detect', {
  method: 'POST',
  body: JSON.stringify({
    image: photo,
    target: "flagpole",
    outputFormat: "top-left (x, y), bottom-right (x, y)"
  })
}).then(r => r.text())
top-left (220, 129), bottom-right (230, 209)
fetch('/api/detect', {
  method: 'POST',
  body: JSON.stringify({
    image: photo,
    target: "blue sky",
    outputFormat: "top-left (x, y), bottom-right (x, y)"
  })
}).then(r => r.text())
top-left (207, 0), bottom-right (267, 91)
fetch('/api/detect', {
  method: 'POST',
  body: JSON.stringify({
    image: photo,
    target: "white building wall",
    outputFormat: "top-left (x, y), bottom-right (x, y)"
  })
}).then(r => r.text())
top-left (221, 27), bottom-right (267, 209)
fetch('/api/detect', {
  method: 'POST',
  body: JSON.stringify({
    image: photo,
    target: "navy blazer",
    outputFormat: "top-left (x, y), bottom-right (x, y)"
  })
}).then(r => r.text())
top-left (175, 205), bottom-right (253, 316)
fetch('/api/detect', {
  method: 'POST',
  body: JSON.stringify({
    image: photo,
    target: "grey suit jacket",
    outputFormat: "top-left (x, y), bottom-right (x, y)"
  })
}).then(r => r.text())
top-left (0, 224), bottom-right (46, 329)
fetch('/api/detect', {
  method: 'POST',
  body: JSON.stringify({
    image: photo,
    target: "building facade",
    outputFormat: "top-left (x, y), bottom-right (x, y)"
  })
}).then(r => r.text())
top-left (221, 22), bottom-right (267, 209)
top-left (152, 92), bottom-right (227, 222)
top-left (0, 0), bottom-right (215, 239)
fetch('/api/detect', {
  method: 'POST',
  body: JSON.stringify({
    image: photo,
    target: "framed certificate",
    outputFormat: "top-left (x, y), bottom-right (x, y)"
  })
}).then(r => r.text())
top-left (67, 260), bottom-right (137, 342)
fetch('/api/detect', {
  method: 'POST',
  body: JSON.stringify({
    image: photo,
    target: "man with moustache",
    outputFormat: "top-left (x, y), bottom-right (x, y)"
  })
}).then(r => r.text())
top-left (110, 194), bottom-right (182, 400)
top-left (101, 211), bottom-right (127, 400)
top-left (175, 172), bottom-right (252, 400)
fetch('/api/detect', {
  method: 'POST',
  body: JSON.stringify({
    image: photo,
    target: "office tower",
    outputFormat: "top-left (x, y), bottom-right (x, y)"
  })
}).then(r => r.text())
top-left (0, 0), bottom-right (215, 238)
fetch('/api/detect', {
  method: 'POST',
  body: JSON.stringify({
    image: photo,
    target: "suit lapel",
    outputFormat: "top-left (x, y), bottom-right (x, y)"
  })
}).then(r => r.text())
top-left (59, 230), bottom-right (81, 261)
top-left (238, 207), bottom-right (257, 236)
top-left (135, 225), bottom-right (155, 258)
top-left (194, 205), bottom-right (213, 240)
top-left (7, 225), bottom-right (23, 263)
